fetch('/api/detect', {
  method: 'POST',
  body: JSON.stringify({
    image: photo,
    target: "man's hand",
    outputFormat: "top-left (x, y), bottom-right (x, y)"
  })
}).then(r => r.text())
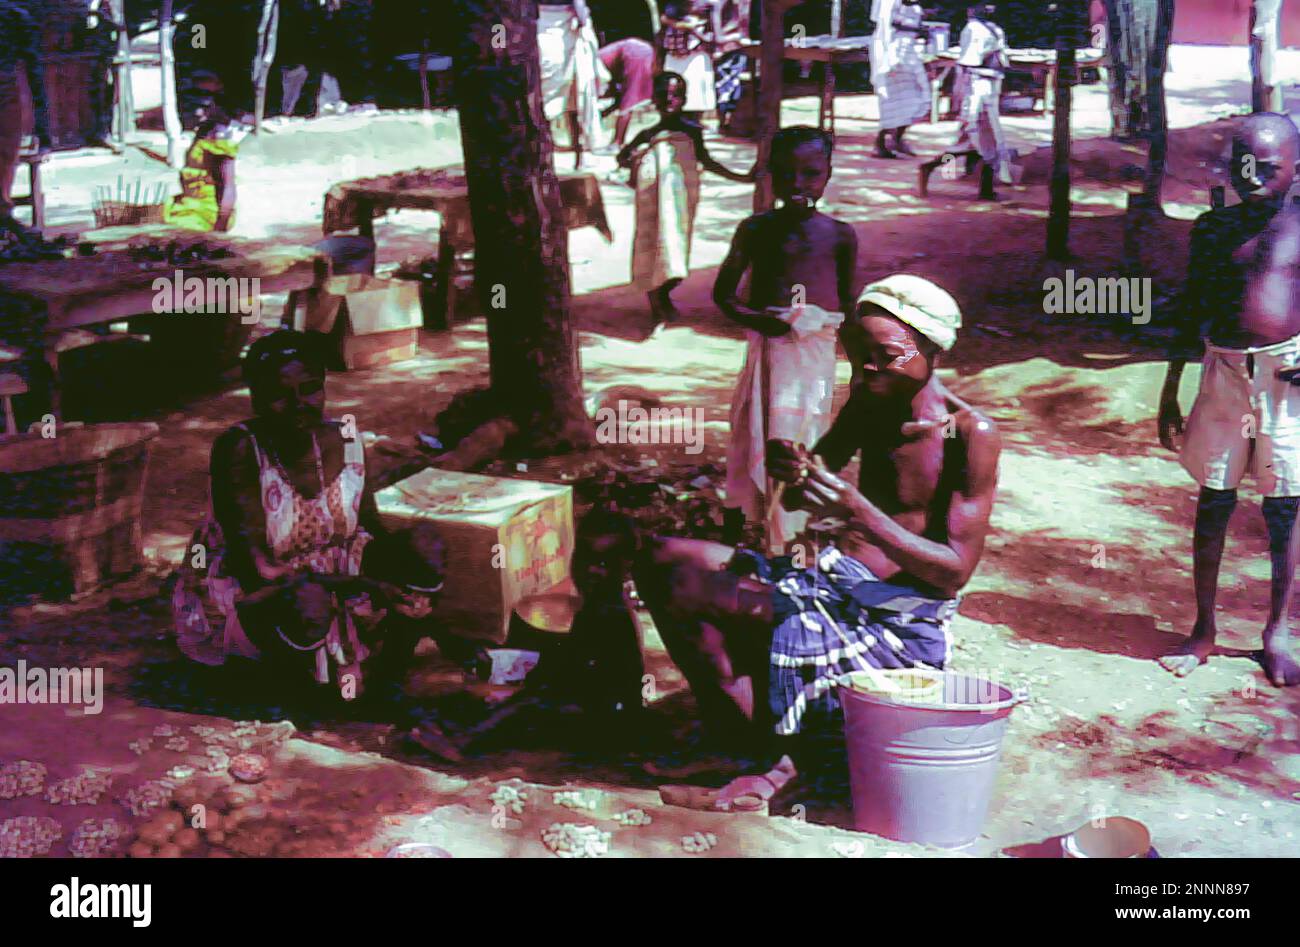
top-left (798, 458), bottom-right (869, 523)
top-left (767, 439), bottom-right (813, 484)
top-left (1158, 395), bottom-right (1183, 451)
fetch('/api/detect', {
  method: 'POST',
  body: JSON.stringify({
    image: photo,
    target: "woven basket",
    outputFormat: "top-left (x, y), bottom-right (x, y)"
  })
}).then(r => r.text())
top-left (0, 422), bottom-right (159, 601)
top-left (92, 200), bottom-right (166, 229)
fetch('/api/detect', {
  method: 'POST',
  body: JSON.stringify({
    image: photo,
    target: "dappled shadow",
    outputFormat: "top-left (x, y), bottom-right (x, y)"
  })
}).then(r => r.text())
top-left (967, 525), bottom-right (1271, 659)
top-left (1031, 693), bottom-right (1300, 805)
top-left (962, 590), bottom-right (1184, 661)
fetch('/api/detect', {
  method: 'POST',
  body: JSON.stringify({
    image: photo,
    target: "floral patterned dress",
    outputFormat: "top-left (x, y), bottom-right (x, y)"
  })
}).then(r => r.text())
top-left (172, 422), bottom-right (378, 684)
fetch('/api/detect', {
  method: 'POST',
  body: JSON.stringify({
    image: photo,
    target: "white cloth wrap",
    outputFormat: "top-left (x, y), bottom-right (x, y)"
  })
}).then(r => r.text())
top-left (726, 304), bottom-right (844, 552)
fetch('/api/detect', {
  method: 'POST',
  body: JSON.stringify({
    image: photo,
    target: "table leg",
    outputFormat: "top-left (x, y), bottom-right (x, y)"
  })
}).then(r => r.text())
top-left (821, 64), bottom-right (836, 132)
top-left (358, 199), bottom-right (375, 240)
top-left (42, 340), bottom-right (60, 423)
top-left (29, 159), bottom-right (46, 232)
top-left (425, 226), bottom-right (456, 331)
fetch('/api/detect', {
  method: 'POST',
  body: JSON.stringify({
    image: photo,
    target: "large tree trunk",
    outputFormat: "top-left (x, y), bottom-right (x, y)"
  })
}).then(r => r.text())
top-left (160, 0), bottom-right (184, 168)
top-left (1102, 0), bottom-right (1164, 140)
top-left (1251, 0), bottom-right (1285, 113)
top-left (451, 0), bottom-right (593, 453)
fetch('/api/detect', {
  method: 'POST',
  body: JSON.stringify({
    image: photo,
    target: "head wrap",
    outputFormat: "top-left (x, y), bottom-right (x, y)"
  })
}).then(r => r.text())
top-left (856, 275), bottom-right (962, 352)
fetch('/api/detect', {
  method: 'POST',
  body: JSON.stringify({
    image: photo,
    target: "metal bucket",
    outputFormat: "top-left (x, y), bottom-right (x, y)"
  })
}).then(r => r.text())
top-left (840, 669), bottom-right (1026, 849)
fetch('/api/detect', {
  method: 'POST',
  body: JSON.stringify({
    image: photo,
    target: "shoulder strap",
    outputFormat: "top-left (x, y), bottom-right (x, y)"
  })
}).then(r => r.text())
top-left (235, 422), bottom-right (268, 472)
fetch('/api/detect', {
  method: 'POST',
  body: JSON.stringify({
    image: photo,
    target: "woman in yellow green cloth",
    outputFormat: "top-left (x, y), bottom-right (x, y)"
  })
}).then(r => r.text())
top-left (163, 74), bottom-right (239, 232)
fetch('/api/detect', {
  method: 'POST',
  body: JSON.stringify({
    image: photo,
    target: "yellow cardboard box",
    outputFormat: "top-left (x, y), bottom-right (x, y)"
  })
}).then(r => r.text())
top-left (374, 468), bottom-right (574, 643)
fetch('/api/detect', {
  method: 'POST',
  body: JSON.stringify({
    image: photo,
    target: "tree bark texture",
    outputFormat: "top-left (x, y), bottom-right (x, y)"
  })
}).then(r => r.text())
top-left (1102, 0), bottom-right (1164, 140)
top-left (450, 0), bottom-right (594, 452)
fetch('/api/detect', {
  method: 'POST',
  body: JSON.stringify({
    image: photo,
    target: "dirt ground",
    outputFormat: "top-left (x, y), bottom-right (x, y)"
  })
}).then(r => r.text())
top-left (2, 47), bottom-right (1299, 858)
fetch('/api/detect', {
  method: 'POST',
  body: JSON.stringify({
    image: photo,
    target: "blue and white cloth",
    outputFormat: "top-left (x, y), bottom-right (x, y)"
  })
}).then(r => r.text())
top-left (732, 544), bottom-right (955, 736)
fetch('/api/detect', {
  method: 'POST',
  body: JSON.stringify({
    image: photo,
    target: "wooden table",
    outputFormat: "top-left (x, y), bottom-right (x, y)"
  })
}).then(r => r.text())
top-left (0, 229), bottom-right (330, 417)
top-left (778, 36), bottom-right (872, 133)
top-left (321, 166), bottom-right (614, 327)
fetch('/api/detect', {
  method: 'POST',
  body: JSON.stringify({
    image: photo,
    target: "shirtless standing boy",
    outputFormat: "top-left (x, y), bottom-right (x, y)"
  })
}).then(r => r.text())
top-left (714, 126), bottom-right (859, 548)
top-left (1158, 112), bottom-right (1300, 687)
top-left (635, 276), bottom-right (1000, 808)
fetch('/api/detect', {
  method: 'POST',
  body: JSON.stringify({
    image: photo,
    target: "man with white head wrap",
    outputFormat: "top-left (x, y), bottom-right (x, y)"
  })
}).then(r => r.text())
top-left (631, 274), bottom-right (1001, 808)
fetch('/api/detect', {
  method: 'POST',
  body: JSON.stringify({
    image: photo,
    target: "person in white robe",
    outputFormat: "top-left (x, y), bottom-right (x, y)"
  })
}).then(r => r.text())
top-left (870, 0), bottom-right (930, 158)
top-left (538, 1), bottom-right (610, 168)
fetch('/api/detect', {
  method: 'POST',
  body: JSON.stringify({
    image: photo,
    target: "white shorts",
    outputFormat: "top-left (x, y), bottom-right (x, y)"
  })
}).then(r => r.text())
top-left (1180, 334), bottom-right (1300, 497)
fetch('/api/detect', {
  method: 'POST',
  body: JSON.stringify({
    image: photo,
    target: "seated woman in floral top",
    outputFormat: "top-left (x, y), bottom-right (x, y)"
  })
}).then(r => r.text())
top-left (172, 330), bottom-right (444, 700)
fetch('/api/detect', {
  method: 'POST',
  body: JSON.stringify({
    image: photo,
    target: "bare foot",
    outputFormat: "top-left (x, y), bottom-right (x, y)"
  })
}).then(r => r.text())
top-left (1260, 637), bottom-right (1300, 687)
top-left (1158, 635), bottom-right (1215, 677)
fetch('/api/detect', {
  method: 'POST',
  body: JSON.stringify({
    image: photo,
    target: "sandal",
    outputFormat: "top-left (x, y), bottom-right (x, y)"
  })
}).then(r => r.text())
top-left (659, 781), bottom-right (770, 814)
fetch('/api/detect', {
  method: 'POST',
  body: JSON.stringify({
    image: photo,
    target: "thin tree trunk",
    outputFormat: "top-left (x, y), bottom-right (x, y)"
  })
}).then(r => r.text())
top-left (1123, 0), bottom-right (1173, 273)
top-left (253, 0), bottom-right (280, 133)
top-left (1047, 2), bottom-right (1083, 261)
top-left (451, 0), bottom-right (593, 452)
top-left (110, 0), bottom-right (136, 142)
top-left (160, 0), bottom-right (184, 168)
top-left (1140, 0), bottom-right (1173, 202)
top-left (1250, 0), bottom-right (1284, 113)
top-left (755, 0), bottom-right (804, 211)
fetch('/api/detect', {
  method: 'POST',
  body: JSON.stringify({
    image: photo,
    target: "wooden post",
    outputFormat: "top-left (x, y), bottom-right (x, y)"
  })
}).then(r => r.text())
top-left (110, 0), bottom-right (135, 143)
top-left (253, 0), bottom-right (280, 133)
top-left (645, 0), bottom-right (661, 35)
top-left (755, 0), bottom-right (805, 212)
top-left (419, 39), bottom-right (431, 110)
top-left (1047, 2), bottom-right (1081, 260)
top-left (1250, 0), bottom-right (1284, 113)
top-left (160, 0), bottom-right (184, 168)
top-left (451, 0), bottom-right (594, 451)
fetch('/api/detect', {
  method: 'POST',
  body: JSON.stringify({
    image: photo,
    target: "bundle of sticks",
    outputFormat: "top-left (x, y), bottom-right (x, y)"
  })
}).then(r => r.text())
top-left (92, 176), bottom-right (171, 228)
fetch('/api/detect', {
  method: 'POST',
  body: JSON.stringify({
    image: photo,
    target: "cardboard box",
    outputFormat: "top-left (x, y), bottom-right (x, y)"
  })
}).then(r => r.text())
top-left (339, 327), bottom-right (419, 371)
top-left (375, 469), bottom-right (574, 643)
top-left (298, 275), bottom-right (423, 371)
